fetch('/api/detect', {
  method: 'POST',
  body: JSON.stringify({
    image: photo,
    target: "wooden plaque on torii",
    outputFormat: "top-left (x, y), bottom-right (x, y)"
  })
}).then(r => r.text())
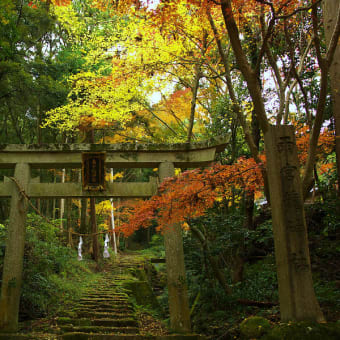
top-left (82, 152), bottom-right (106, 191)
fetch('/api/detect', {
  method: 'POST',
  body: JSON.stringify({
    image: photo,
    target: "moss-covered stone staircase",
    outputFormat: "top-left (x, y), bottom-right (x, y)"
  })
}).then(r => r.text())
top-left (59, 274), bottom-right (139, 339)
top-left (58, 255), bottom-right (203, 340)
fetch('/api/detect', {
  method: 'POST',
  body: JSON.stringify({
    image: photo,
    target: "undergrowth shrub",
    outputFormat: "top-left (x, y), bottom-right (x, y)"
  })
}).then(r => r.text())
top-left (0, 213), bottom-right (96, 320)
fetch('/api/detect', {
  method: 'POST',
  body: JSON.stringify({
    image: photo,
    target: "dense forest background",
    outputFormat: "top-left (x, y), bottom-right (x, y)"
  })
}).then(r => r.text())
top-left (0, 0), bottom-right (339, 339)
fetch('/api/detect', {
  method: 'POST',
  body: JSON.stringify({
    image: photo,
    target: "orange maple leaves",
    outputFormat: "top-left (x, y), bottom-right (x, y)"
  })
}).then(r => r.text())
top-left (118, 125), bottom-right (335, 237)
top-left (118, 156), bottom-right (264, 236)
top-left (295, 123), bottom-right (335, 164)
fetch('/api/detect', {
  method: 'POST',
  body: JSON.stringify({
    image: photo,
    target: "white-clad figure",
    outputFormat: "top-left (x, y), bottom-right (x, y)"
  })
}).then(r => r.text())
top-left (78, 236), bottom-right (83, 261)
top-left (103, 233), bottom-right (110, 258)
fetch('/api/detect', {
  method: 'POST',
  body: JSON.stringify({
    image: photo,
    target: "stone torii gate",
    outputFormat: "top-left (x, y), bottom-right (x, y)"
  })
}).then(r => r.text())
top-left (0, 138), bottom-right (228, 333)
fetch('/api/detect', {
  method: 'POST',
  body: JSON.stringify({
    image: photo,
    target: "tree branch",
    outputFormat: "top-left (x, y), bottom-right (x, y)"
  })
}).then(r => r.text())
top-left (207, 8), bottom-right (261, 162)
top-left (220, 0), bottom-right (269, 133)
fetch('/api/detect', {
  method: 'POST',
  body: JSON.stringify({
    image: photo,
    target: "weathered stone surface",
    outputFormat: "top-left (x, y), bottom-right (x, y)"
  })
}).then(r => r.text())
top-left (264, 125), bottom-right (324, 322)
top-left (123, 280), bottom-right (160, 311)
top-left (159, 162), bottom-right (191, 334)
top-left (0, 138), bottom-right (228, 169)
top-left (0, 163), bottom-right (30, 333)
top-left (0, 180), bottom-right (158, 198)
top-left (59, 326), bottom-right (139, 334)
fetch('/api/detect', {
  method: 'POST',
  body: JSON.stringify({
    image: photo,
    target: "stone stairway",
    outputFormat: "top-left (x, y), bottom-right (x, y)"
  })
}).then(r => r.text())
top-left (59, 272), bottom-right (140, 339)
top-left (56, 255), bottom-right (205, 339)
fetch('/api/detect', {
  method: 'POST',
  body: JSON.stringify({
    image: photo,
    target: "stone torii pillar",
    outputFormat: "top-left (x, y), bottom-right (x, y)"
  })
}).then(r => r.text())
top-left (0, 163), bottom-right (30, 332)
top-left (159, 162), bottom-right (191, 333)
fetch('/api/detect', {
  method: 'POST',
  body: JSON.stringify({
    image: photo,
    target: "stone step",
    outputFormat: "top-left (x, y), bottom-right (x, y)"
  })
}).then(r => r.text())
top-left (74, 305), bottom-right (134, 313)
top-left (61, 333), bottom-right (143, 340)
top-left (57, 317), bottom-right (138, 328)
top-left (61, 333), bottom-right (205, 339)
top-left (92, 319), bottom-right (138, 327)
top-left (83, 293), bottom-right (128, 298)
top-left (77, 311), bottom-right (135, 319)
top-left (76, 299), bottom-right (132, 305)
top-left (79, 296), bottom-right (129, 303)
top-left (75, 306), bottom-right (134, 313)
top-left (80, 295), bottom-right (129, 299)
top-left (85, 300), bottom-right (129, 305)
top-left (60, 325), bottom-right (139, 334)
top-left (80, 297), bottom-right (129, 301)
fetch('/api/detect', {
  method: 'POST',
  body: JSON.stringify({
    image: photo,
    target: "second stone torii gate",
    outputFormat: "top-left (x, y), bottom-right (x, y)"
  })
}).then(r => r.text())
top-left (0, 138), bottom-right (228, 334)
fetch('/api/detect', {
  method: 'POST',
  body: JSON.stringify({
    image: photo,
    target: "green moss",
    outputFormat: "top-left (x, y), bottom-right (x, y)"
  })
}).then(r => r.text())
top-left (123, 280), bottom-right (160, 311)
top-left (57, 317), bottom-right (91, 326)
top-left (57, 317), bottom-right (73, 325)
top-left (130, 268), bottom-right (149, 281)
top-left (239, 316), bottom-right (271, 339)
top-left (61, 333), bottom-right (91, 340)
top-left (262, 321), bottom-right (340, 340)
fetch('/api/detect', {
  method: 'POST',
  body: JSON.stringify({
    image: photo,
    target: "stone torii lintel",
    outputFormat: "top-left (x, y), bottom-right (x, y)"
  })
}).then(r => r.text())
top-left (0, 177), bottom-right (158, 198)
top-left (0, 136), bottom-right (229, 169)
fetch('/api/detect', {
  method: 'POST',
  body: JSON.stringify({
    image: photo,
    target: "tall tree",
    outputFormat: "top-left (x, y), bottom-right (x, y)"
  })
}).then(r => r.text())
top-left (323, 0), bottom-right (340, 196)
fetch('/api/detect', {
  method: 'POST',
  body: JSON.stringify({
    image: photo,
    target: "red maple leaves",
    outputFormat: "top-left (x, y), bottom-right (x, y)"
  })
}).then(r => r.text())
top-left (118, 126), bottom-right (335, 237)
top-left (118, 156), bottom-right (264, 236)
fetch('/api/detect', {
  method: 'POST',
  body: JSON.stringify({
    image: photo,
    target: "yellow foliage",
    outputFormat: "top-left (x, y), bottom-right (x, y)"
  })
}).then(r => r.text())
top-left (105, 172), bottom-right (124, 181)
top-left (99, 222), bottom-right (109, 231)
top-left (96, 200), bottom-right (113, 214)
top-left (175, 168), bottom-right (182, 176)
top-left (43, 0), bottom-right (214, 141)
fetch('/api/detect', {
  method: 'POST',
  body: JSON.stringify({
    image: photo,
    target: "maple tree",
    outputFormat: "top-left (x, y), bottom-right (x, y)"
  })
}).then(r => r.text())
top-left (323, 0), bottom-right (340, 196)
top-left (117, 126), bottom-right (335, 237)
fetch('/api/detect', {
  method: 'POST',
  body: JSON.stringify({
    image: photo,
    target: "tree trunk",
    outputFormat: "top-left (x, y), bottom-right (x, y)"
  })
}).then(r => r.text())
top-left (80, 198), bottom-right (87, 234)
top-left (190, 224), bottom-right (231, 295)
top-left (52, 171), bottom-right (56, 219)
top-left (88, 130), bottom-right (99, 261)
top-left (220, 0), bottom-right (269, 134)
top-left (302, 2), bottom-right (340, 198)
top-left (90, 197), bottom-right (99, 262)
top-left (231, 254), bottom-right (244, 283)
top-left (207, 7), bottom-right (270, 201)
top-left (37, 102), bottom-right (42, 145)
top-left (187, 64), bottom-right (201, 143)
top-left (66, 198), bottom-right (73, 247)
top-left (323, 0), bottom-right (340, 196)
